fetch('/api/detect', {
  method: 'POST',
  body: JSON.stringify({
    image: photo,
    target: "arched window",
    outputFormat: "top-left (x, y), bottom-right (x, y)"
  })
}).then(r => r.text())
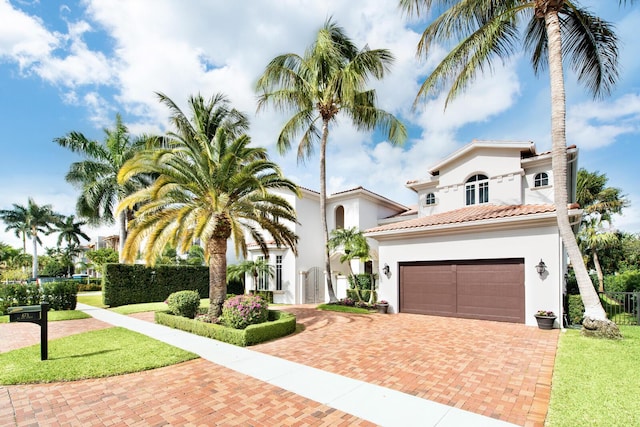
top-left (335, 205), bottom-right (344, 229)
top-left (465, 174), bottom-right (489, 205)
top-left (534, 172), bottom-right (549, 187)
top-left (424, 193), bottom-right (436, 206)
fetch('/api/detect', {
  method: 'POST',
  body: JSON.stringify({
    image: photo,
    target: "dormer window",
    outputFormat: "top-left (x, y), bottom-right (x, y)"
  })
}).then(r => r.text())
top-left (465, 174), bottom-right (489, 206)
top-left (534, 172), bottom-right (549, 187)
top-left (424, 193), bottom-right (436, 206)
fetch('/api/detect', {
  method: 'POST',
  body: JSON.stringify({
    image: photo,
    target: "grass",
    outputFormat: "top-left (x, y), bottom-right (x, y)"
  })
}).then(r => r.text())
top-left (0, 327), bottom-right (197, 385)
top-left (77, 292), bottom-right (107, 308)
top-left (317, 303), bottom-right (373, 314)
top-left (546, 326), bottom-right (640, 426)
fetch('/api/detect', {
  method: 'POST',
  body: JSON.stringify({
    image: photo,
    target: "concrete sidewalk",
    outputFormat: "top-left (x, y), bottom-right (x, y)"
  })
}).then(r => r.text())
top-left (76, 303), bottom-right (518, 427)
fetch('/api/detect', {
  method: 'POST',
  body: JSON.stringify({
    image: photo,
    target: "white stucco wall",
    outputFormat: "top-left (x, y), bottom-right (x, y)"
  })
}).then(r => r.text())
top-left (374, 222), bottom-right (565, 327)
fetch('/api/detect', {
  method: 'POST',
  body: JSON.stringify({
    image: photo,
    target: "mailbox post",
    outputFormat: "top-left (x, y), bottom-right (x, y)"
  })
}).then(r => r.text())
top-left (8, 302), bottom-right (49, 360)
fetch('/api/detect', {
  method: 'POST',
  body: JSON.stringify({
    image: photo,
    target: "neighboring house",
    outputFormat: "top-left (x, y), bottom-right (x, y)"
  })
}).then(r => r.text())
top-left (244, 187), bottom-right (407, 304)
top-left (366, 140), bottom-right (580, 327)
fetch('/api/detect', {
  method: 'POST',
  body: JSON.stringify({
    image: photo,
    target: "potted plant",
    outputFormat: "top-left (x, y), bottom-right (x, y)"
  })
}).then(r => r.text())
top-left (534, 310), bottom-right (556, 330)
top-left (376, 300), bottom-right (389, 314)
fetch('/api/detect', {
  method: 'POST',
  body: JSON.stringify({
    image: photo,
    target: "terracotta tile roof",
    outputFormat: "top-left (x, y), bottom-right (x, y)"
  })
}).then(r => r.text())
top-left (366, 204), bottom-right (558, 233)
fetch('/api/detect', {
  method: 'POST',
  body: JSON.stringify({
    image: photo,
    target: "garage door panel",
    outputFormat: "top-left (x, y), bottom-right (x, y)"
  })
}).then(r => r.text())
top-left (400, 265), bottom-right (455, 315)
top-left (400, 260), bottom-right (524, 323)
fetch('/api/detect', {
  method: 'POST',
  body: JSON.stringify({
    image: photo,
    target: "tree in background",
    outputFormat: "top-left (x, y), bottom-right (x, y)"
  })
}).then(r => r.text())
top-left (256, 18), bottom-right (407, 303)
top-left (117, 92), bottom-right (299, 317)
top-left (0, 199), bottom-right (62, 279)
top-left (0, 203), bottom-right (29, 254)
top-left (399, 0), bottom-right (631, 338)
top-left (576, 168), bottom-right (629, 291)
top-left (54, 114), bottom-right (158, 262)
top-left (86, 247), bottom-right (119, 274)
top-left (227, 259), bottom-right (275, 293)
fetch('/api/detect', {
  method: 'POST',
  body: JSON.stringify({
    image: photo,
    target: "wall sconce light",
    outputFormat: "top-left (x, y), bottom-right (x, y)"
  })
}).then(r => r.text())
top-left (382, 263), bottom-right (390, 276)
top-left (535, 259), bottom-right (547, 276)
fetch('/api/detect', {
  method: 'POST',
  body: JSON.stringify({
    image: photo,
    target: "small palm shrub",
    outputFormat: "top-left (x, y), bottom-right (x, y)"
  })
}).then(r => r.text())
top-left (166, 290), bottom-right (200, 319)
top-left (221, 294), bottom-right (269, 329)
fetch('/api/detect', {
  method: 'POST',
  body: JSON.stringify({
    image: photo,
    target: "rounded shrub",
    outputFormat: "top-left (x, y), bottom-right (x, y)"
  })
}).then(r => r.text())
top-left (221, 294), bottom-right (269, 329)
top-left (166, 290), bottom-right (200, 319)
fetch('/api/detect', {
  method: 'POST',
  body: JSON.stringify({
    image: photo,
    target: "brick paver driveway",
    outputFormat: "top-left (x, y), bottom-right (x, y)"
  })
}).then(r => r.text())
top-left (0, 307), bottom-right (558, 426)
top-left (255, 307), bottom-right (558, 427)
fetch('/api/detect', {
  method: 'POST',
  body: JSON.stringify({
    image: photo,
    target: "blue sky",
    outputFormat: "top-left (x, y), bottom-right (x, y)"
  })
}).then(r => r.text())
top-left (0, 0), bottom-right (638, 250)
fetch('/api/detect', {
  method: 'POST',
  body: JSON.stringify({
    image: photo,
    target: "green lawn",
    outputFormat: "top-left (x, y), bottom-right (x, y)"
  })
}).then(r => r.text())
top-left (317, 303), bottom-right (373, 314)
top-left (547, 326), bottom-right (640, 426)
top-left (0, 327), bottom-right (197, 385)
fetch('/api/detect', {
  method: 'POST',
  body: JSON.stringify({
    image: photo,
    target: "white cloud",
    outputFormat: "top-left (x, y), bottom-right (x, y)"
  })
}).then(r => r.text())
top-left (567, 93), bottom-right (640, 149)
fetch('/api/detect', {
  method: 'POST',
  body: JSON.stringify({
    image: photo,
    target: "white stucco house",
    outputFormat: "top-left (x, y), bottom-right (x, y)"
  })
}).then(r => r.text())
top-left (366, 140), bottom-right (580, 327)
top-left (243, 139), bottom-right (579, 327)
top-left (244, 186), bottom-right (408, 305)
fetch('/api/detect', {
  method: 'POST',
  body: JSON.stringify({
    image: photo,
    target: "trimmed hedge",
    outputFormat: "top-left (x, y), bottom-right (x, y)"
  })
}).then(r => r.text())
top-left (0, 282), bottom-right (41, 315)
top-left (43, 281), bottom-right (78, 311)
top-left (155, 309), bottom-right (296, 346)
top-left (0, 280), bottom-right (78, 314)
top-left (567, 294), bottom-right (585, 325)
top-left (166, 290), bottom-right (200, 319)
top-left (103, 264), bottom-right (209, 307)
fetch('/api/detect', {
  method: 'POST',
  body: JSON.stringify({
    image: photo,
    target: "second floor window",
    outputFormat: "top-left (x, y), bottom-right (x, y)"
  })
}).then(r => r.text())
top-left (534, 172), bottom-right (549, 187)
top-left (465, 174), bottom-right (489, 206)
top-left (425, 193), bottom-right (436, 205)
top-left (276, 255), bottom-right (283, 291)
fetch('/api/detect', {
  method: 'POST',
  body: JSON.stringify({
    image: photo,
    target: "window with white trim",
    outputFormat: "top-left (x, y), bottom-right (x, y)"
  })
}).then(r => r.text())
top-left (257, 256), bottom-right (269, 291)
top-left (424, 192), bottom-right (436, 205)
top-left (534, 172), bottom-right (549, 187)
top-left (275, 255), bottom-right (283, 291)
top-left (465, 174), bottom-right (489, 205)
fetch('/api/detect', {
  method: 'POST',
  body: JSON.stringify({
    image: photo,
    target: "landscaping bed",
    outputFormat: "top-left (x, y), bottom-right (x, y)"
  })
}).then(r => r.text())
top-left (155, 309), bottom-right (296, 346)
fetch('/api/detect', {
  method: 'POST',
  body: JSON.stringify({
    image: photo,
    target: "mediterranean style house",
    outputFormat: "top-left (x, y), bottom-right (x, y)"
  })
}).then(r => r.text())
top-left (245, 139), bottom-right (579, 327)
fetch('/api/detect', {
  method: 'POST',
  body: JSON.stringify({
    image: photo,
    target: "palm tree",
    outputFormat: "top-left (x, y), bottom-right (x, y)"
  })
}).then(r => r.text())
top-left (117, 92), bottom-right (299, 317)
top-left (54, 114), bottom-right (157, 262)
top-left (54, 215), bottom-right (90, 249)
top-left (576, 168), bottom-right (627, 292)
top-left (578, 217), bottom-right (619, 292)
top-left (399, 0), bottom-right (632, 337)
top-left (328, 227), bottom-right (371, 278)
top-left (256, 18), bottom-right (407, 303)
top-left (0, 198), bottom-right (62, 279)
top-left (227, 258), bottom-right (275, 293)
top-left (0, 203), bottom-right (29, 253)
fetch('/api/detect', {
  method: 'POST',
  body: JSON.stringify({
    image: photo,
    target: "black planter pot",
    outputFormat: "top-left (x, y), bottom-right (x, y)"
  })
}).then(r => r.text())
top-left (535, 315), bottom-right (556, 330)
top-left (376, 303), bottom-right (389, 314)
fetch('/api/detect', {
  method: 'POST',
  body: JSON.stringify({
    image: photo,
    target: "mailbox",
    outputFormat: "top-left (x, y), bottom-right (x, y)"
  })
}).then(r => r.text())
top-left (7, 302), bottom-right (49, 360)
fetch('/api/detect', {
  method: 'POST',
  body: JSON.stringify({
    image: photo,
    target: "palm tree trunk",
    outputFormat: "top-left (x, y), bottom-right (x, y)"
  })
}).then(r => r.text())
top-left (207, 236), bottom-right (228, 318)
top-left (31, 232), bottom-right (38, 279)
top-left (545, 10), bottom-right (619, 337)
top-left (593, 250), bottom-right (604, 293)
top-left (320, 119), bottom-right (338, 303)
top-left (118, 210), bottom-right (127, 263)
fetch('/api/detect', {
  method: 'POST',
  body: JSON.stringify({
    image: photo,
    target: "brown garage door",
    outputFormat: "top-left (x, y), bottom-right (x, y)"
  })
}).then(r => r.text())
top-left (399, 259), bottom-right (525, 323)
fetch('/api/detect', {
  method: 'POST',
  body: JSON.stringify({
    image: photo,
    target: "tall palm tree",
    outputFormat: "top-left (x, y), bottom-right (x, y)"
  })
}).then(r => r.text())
top-left (0, 198), bottom-right (62, 279)
top-left (53, 215), bottom-right (90, 276)
top-left (399, 0), bottom-right (632, 337)
top-left (256, 18), bottom-right (407, 302)
top-left (54, 114), bottom-right (157, 262)
top-left (0, 203), bottom-right (29, 253)
top-left (117, 92), bottom-right (299, 317)
top-left (227, 258), bottom-right (275, 293)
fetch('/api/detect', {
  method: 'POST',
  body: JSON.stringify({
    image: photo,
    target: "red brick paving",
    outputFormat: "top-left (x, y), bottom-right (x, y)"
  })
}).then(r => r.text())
top-left (253, 307), bottom-right (558, 427)
top-left (0, 307), bottom-right (558, 426)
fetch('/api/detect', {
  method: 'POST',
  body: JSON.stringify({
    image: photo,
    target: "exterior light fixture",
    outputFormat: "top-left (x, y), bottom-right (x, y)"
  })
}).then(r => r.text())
top-left (382, 263), bottom-right (390, 276)
top-left (535, 259), bottom-right (547, 276)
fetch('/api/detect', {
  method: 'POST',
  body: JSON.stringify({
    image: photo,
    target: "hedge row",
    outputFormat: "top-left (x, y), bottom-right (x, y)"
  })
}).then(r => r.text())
top-left (155, 309), bottom-right (296, 346)
top-left (0, 281), bottom-right (78, 315)
top-left (103, 264), bottom-right (209, 307)
top-left (604, 270), bottom-right (640, 293)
